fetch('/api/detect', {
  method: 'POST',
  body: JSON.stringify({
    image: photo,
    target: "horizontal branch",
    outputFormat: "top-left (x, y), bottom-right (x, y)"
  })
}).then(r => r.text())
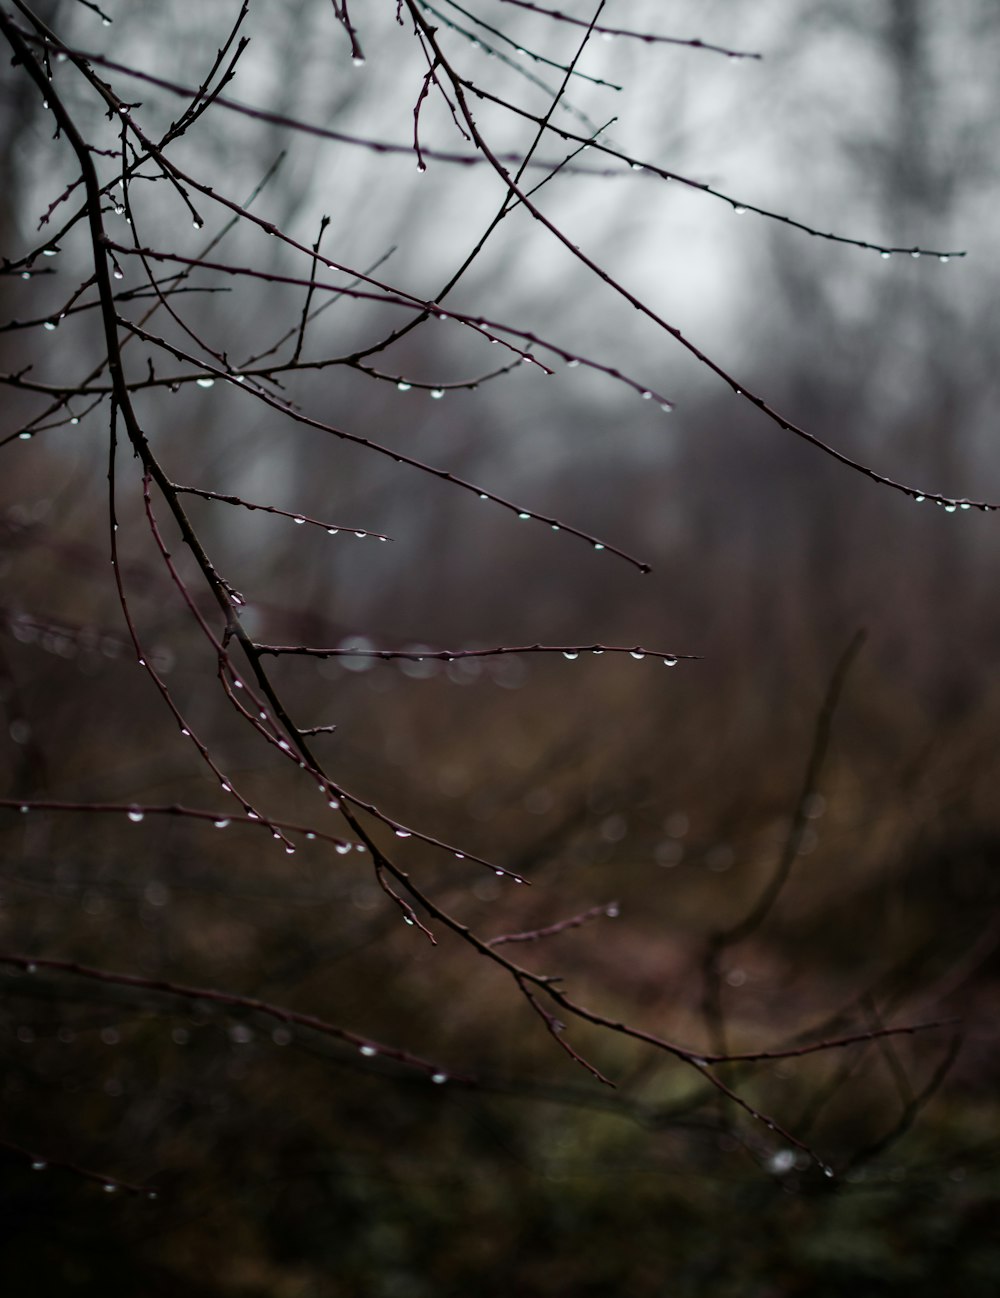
top-left (0, 1134), bottom-right (154, 1199)
top-left (488, 902), bottom-right (618, 947)
top-left (0, 798), bottom-right (351, 850)
top-left (0, 953), bottom-right (467, 1083)
top-left (172, 485), bottom-right (392, 541)
top-left (253, 642), bottom-right (693, 666)
top-left (493, 0), bottom-right (763, 60)
top-left (701, 1019), bottom-right (959, 1066)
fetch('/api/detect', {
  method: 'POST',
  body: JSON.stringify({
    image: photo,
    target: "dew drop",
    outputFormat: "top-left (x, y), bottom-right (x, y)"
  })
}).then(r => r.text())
top-left (43, 321), bottom-right (57, 332)
top-left (911, 249), bottom-right (921, 259)
top-left (663, 655), bottom-right (678, 667)
top-left (430, 1072), bottom-right (447, 1084)
top-left (293, 516), bottom-right (306, 525)
top-left (18, 432), bottom-right (33, 441)
top-left (354, 530), bottom-right (366, 538)
top-left (880, 251), bottom-right (891, 260)
top-left (593, 543), bottom-right (604, 551)
top-left (42, 248), bottom-right (58, 257)
top-left (640, 390), bottom-right (652, 400)
top-left (733, 205), bottom-right (747, 215)
top-left (127, 807), bottom-right (144, 823)
top-left (939, 254), bottom-right (950, 264)
top-left (103, 1183), bottom-right (118, 1193)
top-left (403, 915), bottom-right (415, 925)
top-left (192, 218), bottom-right (204, 230)
top-left (396, 381), bottom-right (412, 392)
top-left (352, 56), bottom-right (365, 67)
top-left (944, 504), bottom-right (957, 513)
top-left (359, 1044), bottom-right (378, 1057)
top-left (430, 388), bottom-right (445, 399)
top-left (517, 512), bottom-right (530, 520)
top-left (394, 829), bottom-right (412, 838)
top-left (31, 1161), bottom-right (47, 1171)
top-left (21, 272), bottom-right (31, 280)
top-left (605, 903), bottom-right (620, 918)
top-left (213, 818), bottom-right (230, 829)
top-left (195, 377), bottom-right (215, 389)
top-left (562, 651), bottom-right (579, 660)
top-left (914, 494), bottom-right (925, 503)
top-left (630, 650), bottom-right (645, 660)
top-left (112, 268), bottom-right (124, 281)
top-left (416, 161), bottom-right (427, 174)
top-left (327, 527), bottom-right (339, 535)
